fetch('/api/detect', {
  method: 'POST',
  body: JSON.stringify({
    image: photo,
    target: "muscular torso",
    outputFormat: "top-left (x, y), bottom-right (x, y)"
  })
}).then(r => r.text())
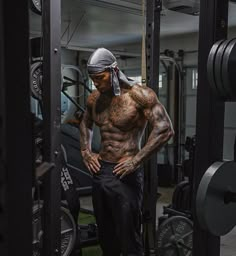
top-left (90, 85), bottom-right (147, 163)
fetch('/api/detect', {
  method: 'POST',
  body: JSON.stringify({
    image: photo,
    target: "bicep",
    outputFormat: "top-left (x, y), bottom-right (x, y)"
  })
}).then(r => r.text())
top-left (143, 102), bottom-right (172, 130)
top-left (80, 104), bottom-right (94, 131)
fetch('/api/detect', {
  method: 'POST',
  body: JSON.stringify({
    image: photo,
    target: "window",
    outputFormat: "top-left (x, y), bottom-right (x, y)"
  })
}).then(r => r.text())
top-left (130, 75), bottom-right (163, 89)
top-left (192, 69), bottom-right (198, 89)
top-left (159, 74), bottom-right (163, 89)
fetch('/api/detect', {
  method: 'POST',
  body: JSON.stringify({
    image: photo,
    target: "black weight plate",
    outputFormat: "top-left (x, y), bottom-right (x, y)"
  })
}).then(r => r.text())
top-left (172, 181), bottom-right (189, 210)
top-left (207, 40), bottom-right (225, 98)
top-left (156, 216), bottom-right (193, 256)
top-left (30, 0), bottom-right (42, 15)
top-left (196, 161), bottom-right (236, 236)
top-left (222, 38), bottom-right (236, 101)
top-left (31, 62), bottom-right (64, 101)
top-left (177, 183), bottom-right (190, 212)
top-left (214, 39), bottom-right (233, 99)
top-left (32, 202), bottom-right (76, 256)
top-left (181, 184), bottom-right (191, 212)
top-left (31, 62), bottom-right (43, 101)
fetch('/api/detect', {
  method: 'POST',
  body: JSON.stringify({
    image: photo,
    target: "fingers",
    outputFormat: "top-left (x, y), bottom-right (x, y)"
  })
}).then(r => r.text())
top-left (113, 162), bottom-right (123, 170)
top-left (113, 163), bottom-right (130, 179)
top-left (84, 154), bottom-right (101, 174)
top-left (113, 164), bottom-right (123, 174)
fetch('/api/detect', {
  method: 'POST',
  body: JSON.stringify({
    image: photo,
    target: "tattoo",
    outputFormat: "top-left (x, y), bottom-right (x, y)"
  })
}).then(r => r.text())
top-left (129, 86), bottom-right (156, 109)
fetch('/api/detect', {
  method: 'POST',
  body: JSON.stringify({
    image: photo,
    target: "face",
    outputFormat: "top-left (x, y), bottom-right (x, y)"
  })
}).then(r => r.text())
top-left (89, 71), bottom-right (112, 94)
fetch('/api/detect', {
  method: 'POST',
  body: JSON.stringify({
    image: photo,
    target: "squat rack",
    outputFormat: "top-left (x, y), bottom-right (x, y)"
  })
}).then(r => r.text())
top-left (193, 0), bottom-right (228, 256)
top-left (143, 0), bottom-right (162, 255)
top-left (0, 0), bottom-right (62, 255)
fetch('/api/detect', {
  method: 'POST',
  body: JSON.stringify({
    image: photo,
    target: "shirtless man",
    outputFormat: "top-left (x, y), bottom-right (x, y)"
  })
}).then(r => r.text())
top-left (79, 48), bottom-right (174, 256)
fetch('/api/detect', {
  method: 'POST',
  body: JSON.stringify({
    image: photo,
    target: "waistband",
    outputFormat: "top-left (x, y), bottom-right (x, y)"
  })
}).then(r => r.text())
top-left (99, 159), bottom-right (118, 166)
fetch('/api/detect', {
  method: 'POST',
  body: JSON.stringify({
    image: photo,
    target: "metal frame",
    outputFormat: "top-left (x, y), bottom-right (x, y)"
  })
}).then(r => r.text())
top-left (1, 1), bottom-right (33, 256)
top-left (143, 0), bottom-right (162, 255)
top-left (42, 0), bottom-right (62, 254)
top-left (192, 0), bottom-right (229, 255)
top-left (0, 1), bottom-right (6, 254)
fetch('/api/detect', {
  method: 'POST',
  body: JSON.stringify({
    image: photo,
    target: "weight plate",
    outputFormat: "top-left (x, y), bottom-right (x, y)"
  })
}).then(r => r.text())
top-left (207, 40), bottom-right (225, 98)
top-left (156, 216), bottom-right (193, 256)
top-left (181, 184), bottom-right (191, 212)
top-left (222, 38), bottom-right (236, 101)
top-left (172, 181), bottom-right (189, 210)
top-left (196, 161), bottom-right (236, 236)
top-left (32, 202), bottom-right (76, 256)
top-left (31, 62), bottom-right (63, 101)
top-left (214, 39), bottom-right (234, 99)
top-left (31, 62), bottom-right (43, 100)
top-left (30, 0), bottom-right (42, 15)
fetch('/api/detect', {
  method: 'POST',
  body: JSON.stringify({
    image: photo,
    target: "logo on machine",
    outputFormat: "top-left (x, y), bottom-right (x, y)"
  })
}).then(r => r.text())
top-left (61, 166), bottom-right (73, 191)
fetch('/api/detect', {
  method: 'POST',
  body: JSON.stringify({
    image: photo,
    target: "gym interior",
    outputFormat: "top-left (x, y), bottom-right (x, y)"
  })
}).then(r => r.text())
top-left (1, 0), bottom-right (236, 255)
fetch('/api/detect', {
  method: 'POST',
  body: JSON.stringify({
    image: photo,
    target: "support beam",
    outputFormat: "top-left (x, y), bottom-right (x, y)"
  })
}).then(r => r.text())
top-left (42, 0), bottom-right (62, 255)
top-left (1, 1), bottom-right (33, 256)
top-left (143, 0), bottom-right (162, 255)
top-left (193, 0), bottom-right (228, 255)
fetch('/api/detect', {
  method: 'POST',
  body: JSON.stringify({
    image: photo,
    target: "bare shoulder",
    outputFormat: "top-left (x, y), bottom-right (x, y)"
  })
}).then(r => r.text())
top-left (87, 90), bottom-right (100, 108)
top-left (129, 84), bottom-right (158, 108)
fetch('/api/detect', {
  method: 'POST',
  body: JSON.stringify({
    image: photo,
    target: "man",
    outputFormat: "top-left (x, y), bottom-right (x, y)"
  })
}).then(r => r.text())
top-left (79, 48), bottom-right (174, 256)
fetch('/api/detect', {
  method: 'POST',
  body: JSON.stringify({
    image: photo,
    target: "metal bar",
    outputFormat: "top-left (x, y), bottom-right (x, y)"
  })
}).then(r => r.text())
top-left (62, 91), bottom-right (85, 112)
top-left (0, 1), bottom-right (7, 254)
top-left (42, 0), bottom-right (62, 255)
top-left (2, 1), bottom-right (33, 256)
top-left (192, 0), bottom-right (228, 255)
top-left (143, 0), bottom-right (162, 255)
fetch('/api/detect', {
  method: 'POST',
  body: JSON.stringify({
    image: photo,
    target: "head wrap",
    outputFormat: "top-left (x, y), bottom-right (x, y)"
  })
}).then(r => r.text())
top-left (87, 48), bottom-right (133, 96)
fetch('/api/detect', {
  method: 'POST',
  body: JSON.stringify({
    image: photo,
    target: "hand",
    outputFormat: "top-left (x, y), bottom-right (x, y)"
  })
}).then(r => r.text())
top-left (81, 149), bottom-right (101, 174)
top-left (113, 159), bottom-right (139, 179)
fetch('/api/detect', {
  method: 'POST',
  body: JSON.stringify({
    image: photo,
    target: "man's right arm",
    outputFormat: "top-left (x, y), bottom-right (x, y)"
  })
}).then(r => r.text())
top-left (79, 92), bottom-right (101, 173)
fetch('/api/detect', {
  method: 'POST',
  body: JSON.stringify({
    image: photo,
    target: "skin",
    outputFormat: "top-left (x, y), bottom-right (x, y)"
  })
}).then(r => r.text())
top-left (79, 70), bottom-right (174, 179)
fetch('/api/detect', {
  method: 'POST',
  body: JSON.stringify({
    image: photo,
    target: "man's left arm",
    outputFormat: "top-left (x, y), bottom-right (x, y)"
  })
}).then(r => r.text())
top-left (113, 87), bottom-right (174, 178)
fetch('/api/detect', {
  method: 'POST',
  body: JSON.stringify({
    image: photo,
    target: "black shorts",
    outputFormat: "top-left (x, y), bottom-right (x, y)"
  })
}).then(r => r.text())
top-left (92, 160), bottom-right (144, 256)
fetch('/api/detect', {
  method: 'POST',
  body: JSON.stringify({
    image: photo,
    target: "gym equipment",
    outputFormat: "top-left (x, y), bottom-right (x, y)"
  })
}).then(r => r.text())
top-left (221, 39), bottom-right (236, 99)
top-left (196, 161), bottom-right (236, 236)
top-left (30, 0), bottom-right (42, 15)
top-left (156, 215), bottom-right (193, 256)
top-left (172, 181), bottom-right (191, 213)
top-left (33, 127), bottom-right (98, 255)
top-left (207, 38), bottom-right (236, 101)
top-left (31, 62), bottom-right (43, 101)
top-left (61, 123), bottom-right (100, 196)
top-left (31, 62), bottom-right (89, 113)
top-left (32, 202), bottom-right (76, 256)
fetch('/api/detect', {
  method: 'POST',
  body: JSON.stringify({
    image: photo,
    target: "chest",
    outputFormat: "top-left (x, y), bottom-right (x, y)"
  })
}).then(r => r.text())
top-left (92, 94), bottom-right (139, 128)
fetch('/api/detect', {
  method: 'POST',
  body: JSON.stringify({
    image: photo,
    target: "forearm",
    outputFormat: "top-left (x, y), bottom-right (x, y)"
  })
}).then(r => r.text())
top-left (133, 126), bottom-right (173, 167)
top-left (79, 120), bottom-right (93, 152)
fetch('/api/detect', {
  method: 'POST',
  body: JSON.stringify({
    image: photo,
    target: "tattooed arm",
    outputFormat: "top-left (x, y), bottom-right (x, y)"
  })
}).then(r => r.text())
top-left (79, 92), bottom-right (101, 173)
top-left (114, 86), bottom-right (174, 178)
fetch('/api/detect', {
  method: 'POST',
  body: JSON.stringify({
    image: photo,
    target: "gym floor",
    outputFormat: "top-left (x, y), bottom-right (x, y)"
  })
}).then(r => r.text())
top-left (80, 187), bottom-right (236, 256)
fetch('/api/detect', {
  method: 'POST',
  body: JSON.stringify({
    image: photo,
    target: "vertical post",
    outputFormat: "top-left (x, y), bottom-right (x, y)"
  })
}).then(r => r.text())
top-left (193, 0), bottom-right (228, 255)
top-left (143, 0), bottom-right (162, 255)
top-left (1, 1), bottom-right (33, 256)
top-left (0, 1), bottom-right (7, 254)
top-left (42, 0), bottom-right (62, 255)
